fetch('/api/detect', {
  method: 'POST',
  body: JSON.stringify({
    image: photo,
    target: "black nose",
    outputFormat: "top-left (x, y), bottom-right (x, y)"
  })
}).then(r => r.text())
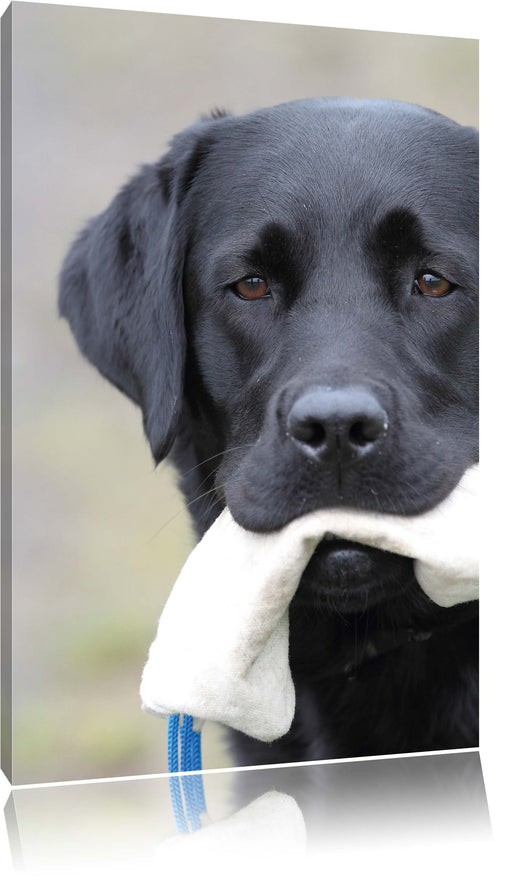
top-left (286, 386), bottom-right (389, 464)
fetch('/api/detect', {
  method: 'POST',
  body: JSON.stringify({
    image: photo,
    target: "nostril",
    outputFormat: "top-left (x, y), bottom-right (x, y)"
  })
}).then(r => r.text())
top-left (293, 420), bottom-right (326, 448)
top-left (349, 416), bottom-right (387, 447)
top-left (349, 420), bottom-right (370, 447)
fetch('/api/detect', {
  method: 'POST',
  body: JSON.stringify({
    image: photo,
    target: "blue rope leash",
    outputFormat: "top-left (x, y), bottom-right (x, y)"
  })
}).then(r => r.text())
top-left (167, 714), bottom-right (207, 833)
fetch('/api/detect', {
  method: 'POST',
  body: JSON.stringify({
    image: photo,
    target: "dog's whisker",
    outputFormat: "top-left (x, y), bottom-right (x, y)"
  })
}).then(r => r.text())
top-left (148, 472), bottom-right (254, 543)
top-left (148, 488), bottom-right (221, 542)
top-left (151, 456), bottom-right (237, 545)
top-left (175, 442), bottom-right (256, 484)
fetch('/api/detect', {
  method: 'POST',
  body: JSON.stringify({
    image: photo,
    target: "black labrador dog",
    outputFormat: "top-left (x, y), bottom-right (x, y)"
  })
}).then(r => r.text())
top-left (59, 98), bottom-right (478, 765)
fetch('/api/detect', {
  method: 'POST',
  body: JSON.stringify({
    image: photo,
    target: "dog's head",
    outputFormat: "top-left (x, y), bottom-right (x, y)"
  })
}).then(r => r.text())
top-left (60, 98), bottom-right (478, 611)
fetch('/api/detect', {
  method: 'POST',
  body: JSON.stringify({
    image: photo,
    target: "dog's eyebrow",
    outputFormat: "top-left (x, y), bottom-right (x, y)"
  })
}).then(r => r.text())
top-left (247, 222), bottom-right (313, 293)
top-left (212, 222), bottom-right (312, 294)
top-left (371, 209), bottom-right (424, 261)
top-left (369, 209), bottom-right (477, 289)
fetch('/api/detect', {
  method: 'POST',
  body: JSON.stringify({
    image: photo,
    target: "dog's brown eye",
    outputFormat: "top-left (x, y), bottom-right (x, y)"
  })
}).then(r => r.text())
top-left (415, 273), bottom-right (453, 297)
top-left (234, 277), bottom-right (270, 300)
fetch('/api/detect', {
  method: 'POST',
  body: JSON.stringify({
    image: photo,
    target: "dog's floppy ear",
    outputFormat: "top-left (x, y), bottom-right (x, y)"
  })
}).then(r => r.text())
top-left (58, 117), bottom-right (223, 463)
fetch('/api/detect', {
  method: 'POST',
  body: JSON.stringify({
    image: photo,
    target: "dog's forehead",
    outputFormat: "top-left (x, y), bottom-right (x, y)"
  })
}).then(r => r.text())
top-left (189, 100), bottom-right (477, 240)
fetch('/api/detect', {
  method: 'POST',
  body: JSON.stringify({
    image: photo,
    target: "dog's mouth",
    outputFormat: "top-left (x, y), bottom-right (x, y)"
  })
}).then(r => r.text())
top-left (294, 535), bottom-right (415, 613)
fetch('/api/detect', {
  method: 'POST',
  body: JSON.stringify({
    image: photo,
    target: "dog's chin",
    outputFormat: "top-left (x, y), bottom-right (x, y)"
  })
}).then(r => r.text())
top-left (293, 539), bottom-right (415, 614)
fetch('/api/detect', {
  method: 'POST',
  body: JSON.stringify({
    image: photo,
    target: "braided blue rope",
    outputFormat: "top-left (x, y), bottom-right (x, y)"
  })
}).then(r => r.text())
top-left (167, 714), bottom-right (207, 833)
top-left (167, 714), bottom-right (180, 772)
top-left (167, 715), bottom-right (188, 833)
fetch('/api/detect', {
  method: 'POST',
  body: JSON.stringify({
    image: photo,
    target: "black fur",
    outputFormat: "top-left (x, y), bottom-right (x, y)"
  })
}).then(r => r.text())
top-left (59, 98), bottom-right (478, 764)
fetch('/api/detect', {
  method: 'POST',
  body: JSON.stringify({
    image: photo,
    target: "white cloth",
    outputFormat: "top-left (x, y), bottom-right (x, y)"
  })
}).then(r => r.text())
top-left (140, 466), bottom-right (478, 742)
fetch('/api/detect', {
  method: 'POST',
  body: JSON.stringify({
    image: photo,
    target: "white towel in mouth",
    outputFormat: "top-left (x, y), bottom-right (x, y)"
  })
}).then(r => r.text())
top-left (140, 466), bottom-right (478, 742)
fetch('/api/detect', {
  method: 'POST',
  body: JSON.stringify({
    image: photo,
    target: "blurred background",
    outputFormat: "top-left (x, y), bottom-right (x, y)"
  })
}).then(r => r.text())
top-left (10, 1), bottom-right (478, 785)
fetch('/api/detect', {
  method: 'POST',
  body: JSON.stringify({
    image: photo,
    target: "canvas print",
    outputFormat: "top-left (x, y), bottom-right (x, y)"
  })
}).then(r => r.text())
top-left (2, 2), bottom-right (478, 788)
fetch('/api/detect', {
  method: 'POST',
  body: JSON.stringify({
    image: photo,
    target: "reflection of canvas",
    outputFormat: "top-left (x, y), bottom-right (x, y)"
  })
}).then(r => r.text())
top-left (6, 752), bottom-right (490, 872)
top-left (4, 1), bottom-right (478, 785)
